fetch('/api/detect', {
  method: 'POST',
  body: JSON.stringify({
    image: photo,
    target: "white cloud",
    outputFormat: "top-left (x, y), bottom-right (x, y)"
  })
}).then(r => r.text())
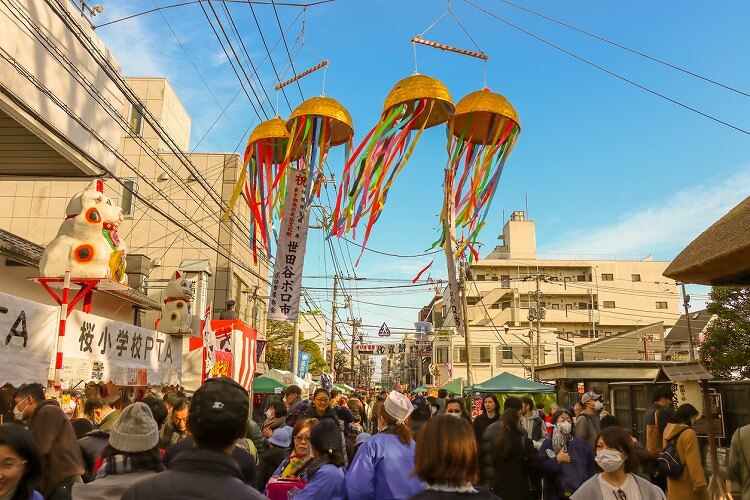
top-left (541, 168), bottom-right (750, 258)
top-left (96, 5), bottom-right (170, 77)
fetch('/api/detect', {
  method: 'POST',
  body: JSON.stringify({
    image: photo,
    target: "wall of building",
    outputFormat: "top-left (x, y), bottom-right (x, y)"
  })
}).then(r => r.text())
top-left (0, 0), bottom-right (126, 175)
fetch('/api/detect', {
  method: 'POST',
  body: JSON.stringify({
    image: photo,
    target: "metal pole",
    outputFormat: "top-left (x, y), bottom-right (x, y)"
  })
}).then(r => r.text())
top-left (291, 321), bottom-right (300, 377)
top-left (535, 275), bottom-right (542, 375)
top-left (54, 271), bottom-right (71, 391)
top-left (329, 276), bottom-right (339, 377)
top-left (460, 260), bottom-right (473, 386)
top-left (681, 283), bottom-right (696, 361)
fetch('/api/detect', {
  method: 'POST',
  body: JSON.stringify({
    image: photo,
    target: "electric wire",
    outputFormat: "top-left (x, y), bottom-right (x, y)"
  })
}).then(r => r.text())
top-left (464, 0), bottom-right (750, 137)
top-left (496, 0), bottom-right (750, 99)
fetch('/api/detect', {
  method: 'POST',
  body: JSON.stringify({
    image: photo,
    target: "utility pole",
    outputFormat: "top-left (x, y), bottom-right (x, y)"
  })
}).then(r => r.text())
top-left (291, 321), bottom-right (300, 376)
top-left (459, 259), bottom-right (473, 386)
top-left (329, 276), bottom-right (339, 377)
top-left (348, 318), bottom-right (362, 385)
top-left (535, 275), bottom-right (542, 375)
top-left (524, 273), bottom-right (549, 380)
top-left (681, 283), bottom-right (696, 361)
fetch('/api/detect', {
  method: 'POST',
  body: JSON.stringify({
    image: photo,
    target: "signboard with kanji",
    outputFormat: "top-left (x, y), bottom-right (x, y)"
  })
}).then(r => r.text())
top-left (355, 343), bottom-right (406, 355)
top-left (64, 309), bottom-right (182, 387)
top-left (268, 169), bottom-right (312, 323)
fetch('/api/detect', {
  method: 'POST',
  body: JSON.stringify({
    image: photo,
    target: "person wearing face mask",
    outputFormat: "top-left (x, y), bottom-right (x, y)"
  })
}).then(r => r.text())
top-left (445, 399), bottom-right (473, 423)
top-left (346, 391), bottom-right (424, 499)
top-left (572, 426), bottom-right (665, 500)
top-left (539, 409), bottom-right (596, 500)
top-left (575, 392), bottom-right (603, 451)
top-left (661, 404), bottom-right (707, 500)
top-left (262, 400), bottom-right (288, 442)
top-left (473, 395), bottom-right (500, 445)
top-left (13, 384), bottom-right (85, 500)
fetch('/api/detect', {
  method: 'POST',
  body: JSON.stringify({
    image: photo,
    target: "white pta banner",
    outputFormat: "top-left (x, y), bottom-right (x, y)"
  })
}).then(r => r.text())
top-left (268, 168), bottom-right (312, 323)
top-left (64, 309), bottom-right (182, 387)
top-left (0, 292), bottom-right (58, 386)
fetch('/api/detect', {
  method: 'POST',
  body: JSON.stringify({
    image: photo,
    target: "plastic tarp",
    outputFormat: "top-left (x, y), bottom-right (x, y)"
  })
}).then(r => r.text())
top-left (252, 375), bottom-right (287, 394)
top-left (440, 378), bottom-right (468, 395)
top-left (262, 368), bottom-right (310, 392)
top-left (471, 372), bottom-right (556, 394)
top-left (334, 383), bottom-right (355, 393)
top-left (413, 385), bottom-right (433, 393)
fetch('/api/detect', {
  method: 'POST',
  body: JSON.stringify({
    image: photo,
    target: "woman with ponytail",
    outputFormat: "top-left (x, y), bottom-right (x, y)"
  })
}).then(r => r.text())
top-left (346, 391), bottom-right (424, 500)
top-left (293, 418), bottom-right (346, 500)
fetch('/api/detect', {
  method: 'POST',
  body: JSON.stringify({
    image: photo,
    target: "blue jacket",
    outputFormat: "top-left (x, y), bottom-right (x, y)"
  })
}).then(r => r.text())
top-left (294, 462), bottom-right (346, 500)
top-left (539, 436), bottom-right (597, 500)
top-left (346, 430), bottom-right (424, 500)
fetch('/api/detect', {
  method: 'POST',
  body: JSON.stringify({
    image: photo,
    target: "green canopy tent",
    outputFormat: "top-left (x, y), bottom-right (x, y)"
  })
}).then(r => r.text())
top-left (440, 378), bottom-right (468, 395)
top-left (252, 375), bottom-right (287, 394)
top-left (333, 383), bottom-right (355, 394)
top-left (413, 385), bottom-right (433, 394)
top-left (471, 372), bottom-right (555, 394)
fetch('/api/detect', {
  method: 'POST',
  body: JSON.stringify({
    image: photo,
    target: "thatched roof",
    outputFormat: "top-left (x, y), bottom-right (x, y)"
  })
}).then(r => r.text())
top-left (664, 196), bottom-right (750, 285)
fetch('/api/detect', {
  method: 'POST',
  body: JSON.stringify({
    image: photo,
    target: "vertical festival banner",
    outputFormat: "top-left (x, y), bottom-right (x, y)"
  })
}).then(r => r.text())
top-left (268, 169), bottom-right (312, 323)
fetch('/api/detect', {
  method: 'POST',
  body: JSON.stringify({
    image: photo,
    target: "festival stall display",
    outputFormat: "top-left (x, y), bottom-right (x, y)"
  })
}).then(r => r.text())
top-left (332, 73), bottom-right (454, 260)
top-left (39, 179), bottom-right (128, 283)
top-left (182, 319), bottom-right (259, 392)
top-left (156, 270), bottom-right (195, 335)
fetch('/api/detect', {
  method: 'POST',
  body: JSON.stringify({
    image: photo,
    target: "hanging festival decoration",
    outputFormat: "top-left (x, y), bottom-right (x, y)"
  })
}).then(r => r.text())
top-left (331, 73), bottom-right (454, 261)
top-left (438, 88), bottom-right (521, 261)
top-left (223, 117), bottom-right (302, 263)
top-left (285, 95), bottom-right (353, 205)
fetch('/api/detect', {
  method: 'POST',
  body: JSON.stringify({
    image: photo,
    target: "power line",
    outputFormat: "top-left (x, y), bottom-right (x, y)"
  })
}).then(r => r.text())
top-left (464, 0), bottom-right (750, 137)
top-left (496, 0), bottom-right (750, 99)
top-left (93, 0), bottom-right (333, 29)
top-left (271, 0), bottom-right (304, 99)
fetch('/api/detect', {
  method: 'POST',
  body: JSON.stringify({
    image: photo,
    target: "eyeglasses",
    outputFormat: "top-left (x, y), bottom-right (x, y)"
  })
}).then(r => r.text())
top-left (614, 489), bottom-right (627, 500)
top-left (294, 436), bottom-right (311, 443)
top-left (314, 398), bottom-right (330, 404)
top-left (0, 459), bottom-right (27, 471)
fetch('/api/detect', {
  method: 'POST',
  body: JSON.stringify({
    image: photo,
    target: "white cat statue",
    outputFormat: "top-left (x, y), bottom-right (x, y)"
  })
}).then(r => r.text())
top-left (157, 271), bottom-right (194, 334)
top-left (39, 180), bottom-right (128, 283)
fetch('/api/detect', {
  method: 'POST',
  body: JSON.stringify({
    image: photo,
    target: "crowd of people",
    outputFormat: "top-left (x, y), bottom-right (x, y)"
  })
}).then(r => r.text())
top-left (3, 380), bottom-right (749, 499)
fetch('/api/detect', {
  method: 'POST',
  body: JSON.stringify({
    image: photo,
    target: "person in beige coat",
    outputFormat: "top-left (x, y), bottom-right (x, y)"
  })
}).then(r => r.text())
top-left (72, 402), bottom-right (164, 499)
top-left (662, 404), bottom-right (707, 500)
top-left (729, 423), bottom-right (750, 500)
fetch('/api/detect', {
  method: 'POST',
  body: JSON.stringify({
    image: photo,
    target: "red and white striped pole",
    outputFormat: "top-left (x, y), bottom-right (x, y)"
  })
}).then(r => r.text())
top-left (54, 271), bottom-right (70, 391)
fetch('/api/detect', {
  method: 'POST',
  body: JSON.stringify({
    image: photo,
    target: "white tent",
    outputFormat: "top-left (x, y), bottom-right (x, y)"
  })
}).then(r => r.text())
top-left (262, 368), bottom-right (311, 392)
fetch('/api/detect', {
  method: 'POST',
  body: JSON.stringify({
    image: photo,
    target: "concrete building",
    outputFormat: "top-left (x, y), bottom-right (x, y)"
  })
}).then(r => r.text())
top-left (664, 309), bottom-right (716, 360)
top-left (419, 211), bottom-right (681, 385)
top-left (576, 322), bottom-right (665, 361)
top-left (0, 0), bottom-right (269, 333)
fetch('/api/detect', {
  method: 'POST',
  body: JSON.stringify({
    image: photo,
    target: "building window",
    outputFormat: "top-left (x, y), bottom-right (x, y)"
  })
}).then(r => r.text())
top-left (120, 179), bottom-right (137, 218)
top-left (501, 300), bottom-right (511, 310)
top-left (478, 346), bottom-right (491, 363)
top-left (501, 275), bottom-right (510, 288)
top-left (476, 274), bottom-right (485, 281)
top-left (578, 302), bottom-right (589, 310)
top-left (434, 347), bottom-right (448, 363)
top-left (552, 303), bottom-right (560, 310)
top-left (576, 275), bottom-right (587, 282)
top-left (559, 347), bottom-right (573, 362)
top-left (466, 297), bottom-right (479, 306)
top-left (128, 103), bottom-right (144, 135)
top-left (601, 273), bottom-right (614, 281)
top-left (454, 347), bottom-right (467, 363)
top-left (603, 301), bottom-right (615, 308)
top-left (490, 303), bottom-right (501, 310)
top-left (656, 301), bottom-right (668, 309)
top-left (497, 346), bottom-right (519, 366)
top-left (631, 274), bottom-right (641, 282)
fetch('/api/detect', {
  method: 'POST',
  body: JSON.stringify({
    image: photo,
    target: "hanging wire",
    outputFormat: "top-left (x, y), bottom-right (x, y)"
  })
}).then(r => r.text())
top-left (321, 63), bottom-right (327, 96)
top-left (412, 41), bottom-right (419, 74)
top-left (275, 90), bottom-right (280, 116)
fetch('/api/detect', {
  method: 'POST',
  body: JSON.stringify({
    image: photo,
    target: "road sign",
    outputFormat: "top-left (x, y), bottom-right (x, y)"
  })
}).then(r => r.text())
top-left (378, 322), bottom-right (391, 337)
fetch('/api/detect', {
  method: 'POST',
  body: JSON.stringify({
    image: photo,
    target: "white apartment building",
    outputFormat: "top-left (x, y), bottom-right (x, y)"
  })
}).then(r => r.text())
top-left (417, 211), bottom-right (680, 385)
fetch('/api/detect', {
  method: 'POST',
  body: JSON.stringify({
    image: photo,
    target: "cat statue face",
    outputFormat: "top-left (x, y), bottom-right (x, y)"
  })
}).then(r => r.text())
top-left (157, 271), bottom-right (194, 334)
top-left (39, 179), bottom-right (128, 282)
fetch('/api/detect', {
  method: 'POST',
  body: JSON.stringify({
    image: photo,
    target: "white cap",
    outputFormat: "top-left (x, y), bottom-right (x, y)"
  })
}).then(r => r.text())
top-left (383, 390), bottom-right (414, 425)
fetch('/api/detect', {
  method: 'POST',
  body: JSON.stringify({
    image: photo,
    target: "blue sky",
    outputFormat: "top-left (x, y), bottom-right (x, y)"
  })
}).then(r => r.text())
top-left (95, 1), bottom-right (750, 348)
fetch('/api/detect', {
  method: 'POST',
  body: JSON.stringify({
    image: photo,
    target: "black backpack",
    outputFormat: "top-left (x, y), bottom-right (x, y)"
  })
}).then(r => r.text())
top-left (656, 428), bottom-right (687, 479)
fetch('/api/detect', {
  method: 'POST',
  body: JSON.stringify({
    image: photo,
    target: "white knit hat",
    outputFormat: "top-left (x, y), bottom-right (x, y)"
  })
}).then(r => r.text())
top-left (383, 390), bottom-right (414, 425)
top-left (108, 402), bottom-right (159, 453)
